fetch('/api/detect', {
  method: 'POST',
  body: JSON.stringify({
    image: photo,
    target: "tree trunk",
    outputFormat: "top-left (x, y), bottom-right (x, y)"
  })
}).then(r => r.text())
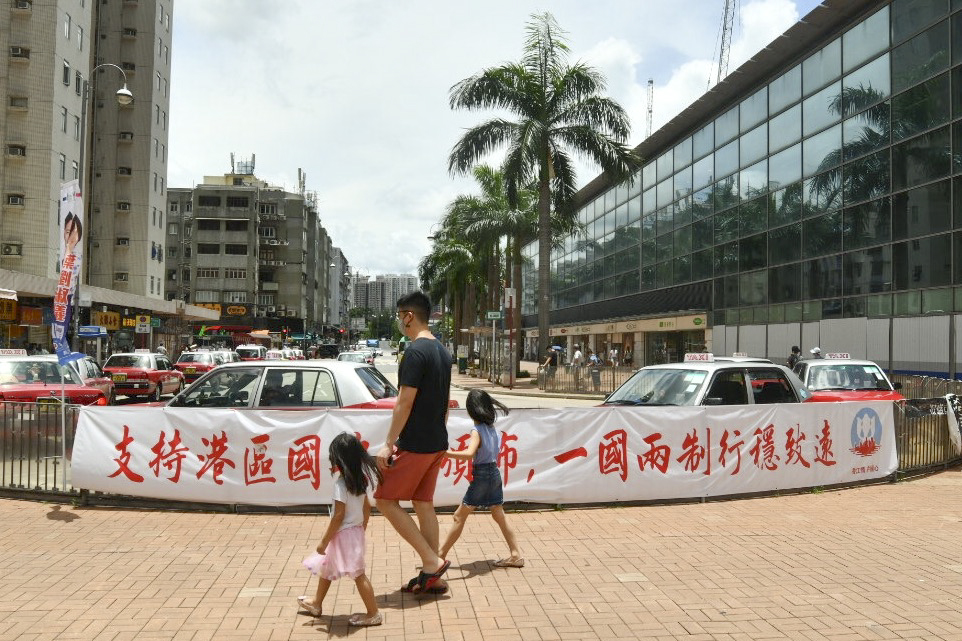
top-left (537, 174), bottom-right (552, 358)
top-left (511, 234), bottom-right (523, 374)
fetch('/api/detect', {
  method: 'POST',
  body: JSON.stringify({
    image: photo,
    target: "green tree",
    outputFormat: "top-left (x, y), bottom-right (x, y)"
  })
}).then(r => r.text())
top-left (448, 12), bottom-right (642, 356)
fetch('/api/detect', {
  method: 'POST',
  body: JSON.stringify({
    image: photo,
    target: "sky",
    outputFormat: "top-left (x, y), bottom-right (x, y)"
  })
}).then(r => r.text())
top-left (169, 0), bottom-right (823, 278)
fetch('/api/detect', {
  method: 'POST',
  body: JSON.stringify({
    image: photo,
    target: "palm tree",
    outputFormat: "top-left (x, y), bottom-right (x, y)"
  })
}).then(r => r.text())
top-left (419, 238), bottom-right (483, 360)
top-left (448, 12), bottom-right (642, 356)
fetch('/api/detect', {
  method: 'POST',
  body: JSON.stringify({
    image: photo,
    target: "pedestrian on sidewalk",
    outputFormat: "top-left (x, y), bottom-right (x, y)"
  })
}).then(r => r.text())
top-left (297, 433), bottom-right (383, 626)
top-left (374, 291), bottom-right (452, 594)
top-left (439, 389), bottom-right (523, 568)
top-left (542, 347), bottom-right (557, 379)
top-left (571, 344), bottom-right (584, 389)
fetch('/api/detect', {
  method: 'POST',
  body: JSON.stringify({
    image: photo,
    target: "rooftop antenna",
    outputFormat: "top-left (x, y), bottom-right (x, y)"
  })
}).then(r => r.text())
top-left (709, 0), bottom-right (738, 90)
top-left (646, 78), bottom-right (654, 139)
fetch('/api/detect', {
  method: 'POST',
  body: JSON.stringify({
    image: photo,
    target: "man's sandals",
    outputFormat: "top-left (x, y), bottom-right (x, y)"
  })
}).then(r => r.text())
top-left (400, 560), bottom-right (451, 595)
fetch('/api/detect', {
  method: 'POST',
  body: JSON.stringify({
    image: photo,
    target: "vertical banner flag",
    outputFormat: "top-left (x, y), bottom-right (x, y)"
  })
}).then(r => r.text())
top-left (53, 179), bottom-right (85, 365)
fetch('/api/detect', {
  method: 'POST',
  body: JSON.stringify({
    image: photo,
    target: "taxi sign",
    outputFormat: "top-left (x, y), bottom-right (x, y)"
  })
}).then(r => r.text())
top-left (0, 349), bottom-right (27, 355)
top-left (684, 352), bottom-right (714, 362)
top-left (731, 352), bottom-right (748, 357)
top-left (825, 353), bottom-right (851, 359)
top-left (134, 348), bottom-right (150, 353)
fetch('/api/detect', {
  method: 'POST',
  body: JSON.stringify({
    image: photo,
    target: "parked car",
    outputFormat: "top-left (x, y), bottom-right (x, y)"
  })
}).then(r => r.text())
top-left (103, 352), bottom-right (184, 401)
top-left (792, 355), bottom-right (904, 402)
top-left (236, 345), bottom-right (268, 361)
top-left (0, 354), bottom-right (110, 405)
top-left (153, 360), bottom-right (457, 410)
top-left (602, 355), bottom-right (812, 406)
top-left (338, 351), bottom-right (374, 365)
top-left (174, 351), bottom-right (219, 383)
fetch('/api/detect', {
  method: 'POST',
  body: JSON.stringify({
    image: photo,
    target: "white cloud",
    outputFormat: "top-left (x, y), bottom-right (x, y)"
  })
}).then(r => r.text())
top-left (169, 1), bottom-right (820, 276)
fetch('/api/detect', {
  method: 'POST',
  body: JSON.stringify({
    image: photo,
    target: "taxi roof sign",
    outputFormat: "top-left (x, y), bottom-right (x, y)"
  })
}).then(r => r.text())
top-left (825, 352), bottom-right (851, 359)
top-left (684, 352), bottom-right (714, 362)
top-left (731, 352), bottom-right (748, 357)
top-left (0, 349), bottom-right (27, 355)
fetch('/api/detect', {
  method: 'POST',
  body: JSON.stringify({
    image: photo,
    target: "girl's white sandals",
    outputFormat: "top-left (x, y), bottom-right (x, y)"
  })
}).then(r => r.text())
top-left (296, 596), bottom-right (322, 617)
top-left (349, 612), bottom-right (383, 626)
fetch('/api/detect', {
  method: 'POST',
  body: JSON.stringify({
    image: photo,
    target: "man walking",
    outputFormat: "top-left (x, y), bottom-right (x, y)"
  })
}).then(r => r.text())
top-left (374, 291), bottom-right (452, 593)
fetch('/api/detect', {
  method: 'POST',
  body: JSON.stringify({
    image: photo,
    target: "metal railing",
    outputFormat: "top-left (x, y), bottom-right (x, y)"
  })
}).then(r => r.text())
top-left (890, 374), bottom-right (962, 399)
top-left (537, 365), bottom-right (635, 395)
top-left (1, 398), bottom-right (959, 504)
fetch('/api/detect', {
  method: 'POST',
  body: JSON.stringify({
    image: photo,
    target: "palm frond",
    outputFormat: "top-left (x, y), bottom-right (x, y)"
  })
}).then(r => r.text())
top-left (448, 119), bottom-right (519, 175)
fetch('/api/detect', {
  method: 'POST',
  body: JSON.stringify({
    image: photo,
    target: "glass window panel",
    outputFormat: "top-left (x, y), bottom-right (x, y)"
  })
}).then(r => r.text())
top-left (804, 174), bottom-right (841, 216)
top-left (656, 178), bottom-right (674, 208)
top-left (843, 196), bottom-right (891, 249)
top-left (844, 246), bottom-right (893, 295)
top-left (770, 263), bottom-right (801, 302)
top-left (803, 255), bottom-right (843, 298)
top-left (739, 123), bottom-right (767, 167)
top-left (803, 81), bottom-right (842, 136)
top-left (954, 12), bottom-right (962, 65)
top-left (769, 64), bottom-right (802, 114)
top-left (715, 105), bottom-right (740, 146)
top-left (692, 249), bottom-right (713, 280)
top-left (922, 287), bottom-right (951, 313)
top-left (715, 139), bottom-right (739, 179)
top-left (738, 269), bottom-right (768, 306)
top-left (740, 196), bottom-right (768, 237)
top-left (656, 150), bottom-right (673, 180)
top-left (627, 196), bottom-right (641, 223)
top-left (693, 154), bottom-right (714, 190)
top-left (614, 182), bottom-right (629, 206)
top-left (641, 213), bottom-right (656, 239)
top-left (955, 122), bottom-right (962, 176)
top-left (866, 293), bottom-right (893, 316)
top-left (629, 173), bottom-right (643, 198)
top-left (713, 175), bottom-right (740, 212)
top-left (693, 122), bottom-right (714, 160)
top-left (674, 165), bottom-right (693, 200)
top-left (843, 6), bottom-right (890, 72)
top-left (771, 183), bottom-right (803, 228)
top-left (693, 186), bottom-right (713, 219)
top-left (605, 210), bottom-right (617, 234)
top-left (714, 209), bottom-right (738, 244)
top-left (953, 232), bottom-right (962, 283)
top-left (803, 124), bottom-right (842, 177)
top-left (803, 211), bottom-right (842, 258)
top-left (675, 197), bottom-right (693, 229)
top-left (842, 54), bottom-right (891, 114)
top-left (693, 218), bottom-right (713, 251)
top-left (892, 179), bottom-right (951, 239)
top-left (892, 126), bottom-right (951, 190)
top-left (641, 265), bottom-right (655, 289)
top-left (769, 143), bottom-right (802, 190)
top-left (655, 261), bottom-right (672, 287)
top-left (892, 19), bottom-right (950, 93)
top-left (673, 225), bottom-right (692, 256)
top-left (842, 101), bottom-right (890, 161)
top-left (714, 242), bottom-right (739, 275)
top-left (674, 137), bottom-right (693, 170)
top-left (892, 0), bottom-right (949, 44)
top-left (643, 187), bottom-right (656, 215)
top-left (739, 234), bottom-right (767, 272)
top-left (643, 162), bottom-right (656, 189)
top-left (656, 206), bottom-right (673, 236)
top-left (843, 149), bottom-right (890, 203)
top-left (892, 72), bottom-right (950, 143)
top-left (740, 86), bottom-right (768, 130)
top-left (740, 160), bottom-right (768, 200)
top-left (954, 177), bottom-right (962, 228)
top-left (894, 233), bottom-right (952, 288)
top-left (769, 223), bottom-right (802, 265)
top-left (802, 38), bottom-right (841, 96)
top-left (770, 105), bottom-right (801, 153)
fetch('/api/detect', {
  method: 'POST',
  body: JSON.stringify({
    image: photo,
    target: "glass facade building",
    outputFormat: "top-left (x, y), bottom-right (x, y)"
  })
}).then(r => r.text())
top-left (522, 0), bottom-right (962, 376)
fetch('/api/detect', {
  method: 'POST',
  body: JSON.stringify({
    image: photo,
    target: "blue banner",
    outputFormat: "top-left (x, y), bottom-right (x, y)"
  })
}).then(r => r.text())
top-left (53, 180), bottom-right (84, 366)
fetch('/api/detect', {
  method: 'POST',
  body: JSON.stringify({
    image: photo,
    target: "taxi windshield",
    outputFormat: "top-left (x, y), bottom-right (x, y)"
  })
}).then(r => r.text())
top-left (605, 368), bottom-right (706, 406)
top-left (105, 355), bottom-right (150, 368)
top-left (177, 353), bottom-right (213, 364)
top-left (0, 360), bottom-right (83, 385)
top-left (807, 364), bottom-right (892, 391)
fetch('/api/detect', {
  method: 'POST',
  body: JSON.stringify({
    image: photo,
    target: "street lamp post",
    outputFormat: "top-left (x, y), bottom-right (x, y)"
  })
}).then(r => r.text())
top-left (71, 64), bottom-right (133, 350)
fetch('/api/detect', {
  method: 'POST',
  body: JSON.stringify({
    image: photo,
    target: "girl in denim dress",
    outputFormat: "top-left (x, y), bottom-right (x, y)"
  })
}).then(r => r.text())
top-left (439, 389), bottom-right (524, 568)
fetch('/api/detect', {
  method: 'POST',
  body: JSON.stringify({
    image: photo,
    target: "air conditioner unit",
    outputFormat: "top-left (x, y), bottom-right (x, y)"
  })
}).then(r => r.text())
top-left (7, 195), bottom-right (24, 206)
top-left (116, 237), bottom-right (129, 246)
top-left (117, 167), bottom-right (132, 176)
top-left (268, 239), bottom-right (278, 245)
top-left (114, 272), bottom-right (128, 281)
top-left (118, 131), bottom-right (134, 140)
top-left (266, 306), bottom-right (276, 312)
top-left (117, 202), bottom-right (131, 211)
top-left (1, 243), bottom-right (22, 256)
top-left (277, 305), bottom-right (286, 311)
top-left (6, 146), bottom-right (26, 156)
top-left (10, 47), bottom-right (29, 58)
top-left (15, 1), bottom-right (32, 10)
top-left (286, 310), bottom-right (296, 317)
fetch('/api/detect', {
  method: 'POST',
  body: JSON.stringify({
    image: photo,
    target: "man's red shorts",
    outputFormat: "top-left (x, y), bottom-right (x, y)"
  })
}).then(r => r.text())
top-left (373, 449), bottom-right (445, 502)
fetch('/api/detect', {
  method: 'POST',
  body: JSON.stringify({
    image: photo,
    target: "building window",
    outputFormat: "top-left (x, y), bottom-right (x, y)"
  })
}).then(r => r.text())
top-left (224, 244), bottom-right (248, 255)
top-left (197, 219), bottom-right (220, 231)
top-left (75, 71), bottom-right (82, 95)
top-left (259, 203), bottom-right (277, 215)
top-left (197, 195), bottom-right (220, 207)
top-left (155, 104), bottom-right (160, 124)
top-left (59, 154), bottom-right (66, 179)
top-left (73, 115), bottom-right (80, 140)
top-left (223, 220), bottom-right (247, 232)
top-left (167, 246), bottom-right (178, 258)
top-left (224, 268), bottom-right (247, 279)
top-left (60, 106), bottom-right (68, 132)
top-left (160, 178), bottom-right (164, 194)
top-left (72, 161), bottom-right (78, 179)
top-left (64, 13), bottom-right (71, 39)
top-left (77, 26), bottom-right (83, 50)
top-left (153, 173), bottom-right (158, 191)
top-left (62, 60), bottom-right (70, 86)
top-left (169, 201), bottom-right (178, 212)
top-left (258, 226), bottom-right (276, 238)
top-left (167, 222), bottom-right (178, 235)
top-left (226, 197), bottom-right (249, 208)
top-left (224, 291), bottom-right (247, 303)
top-left (197, 268), bottom-right (219, 278)
top-left (197, 243), bottom-right (219, 254)
top-left (257, 294), bottom-right (276, 306)
top-left (8, 96), bottom-right (27, 109)
top-left (155, 71), bottom-right (161, 91)
top-left (194, 290), bottom-right (218, 303)
top-left (150, 276), bottom-right (155, 294)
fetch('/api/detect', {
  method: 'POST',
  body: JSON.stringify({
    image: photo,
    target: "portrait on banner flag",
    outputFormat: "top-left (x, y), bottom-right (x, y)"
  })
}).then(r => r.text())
top-left (53, 180), bottom-right (84, 364)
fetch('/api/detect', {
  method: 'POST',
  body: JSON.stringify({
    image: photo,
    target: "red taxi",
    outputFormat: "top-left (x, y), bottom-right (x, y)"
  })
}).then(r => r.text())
top-left (103, 351), bottom-right (184, 401)
top-left (0, 353), bottom-right (110, 405)
top-left (174, 351), bottom-right (219, 383)
top-left (792, 353), bottom-right (904, 402)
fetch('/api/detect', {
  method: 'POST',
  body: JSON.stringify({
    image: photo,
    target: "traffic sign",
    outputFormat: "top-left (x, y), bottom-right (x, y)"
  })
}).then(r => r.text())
top-left (486, 311), bottom-right (502, 320)
top-left (78, 325), bottom-right (107, 337)
top-left (135, 314), bottom-right (151, 334)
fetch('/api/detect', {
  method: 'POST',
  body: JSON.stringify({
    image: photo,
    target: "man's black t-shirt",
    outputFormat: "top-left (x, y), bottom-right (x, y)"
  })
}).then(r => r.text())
top-left (547, 351), bottom-right (558, 367)
top-left (396, 337), bottom-right (451, 453)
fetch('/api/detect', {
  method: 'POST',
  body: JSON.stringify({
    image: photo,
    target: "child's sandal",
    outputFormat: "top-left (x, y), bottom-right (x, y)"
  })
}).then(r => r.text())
top-left (296, 596), bottom-right (322, 617)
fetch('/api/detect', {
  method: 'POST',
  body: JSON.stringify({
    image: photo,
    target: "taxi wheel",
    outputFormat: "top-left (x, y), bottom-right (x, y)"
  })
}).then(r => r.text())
top-left (108, 390), bottom-right (117, 406)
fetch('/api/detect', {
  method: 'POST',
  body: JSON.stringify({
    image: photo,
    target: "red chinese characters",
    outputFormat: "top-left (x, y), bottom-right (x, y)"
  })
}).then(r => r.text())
top-left (148, 429), bottom-right (188, 482)
top-left (108, 424), bottom-right (144, 482)
top-left (599, 429), bottom-right (628, 481)
top-left (288, 435), bottom-right (322, 490)
top-left (196, 431), bottom-right (235, 485)
top-left (244, 434), bottom-right (276, 485)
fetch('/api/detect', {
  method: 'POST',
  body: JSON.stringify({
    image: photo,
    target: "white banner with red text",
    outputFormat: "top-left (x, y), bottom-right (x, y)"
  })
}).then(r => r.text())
top-left (71, 402), bottom-right (896, 506)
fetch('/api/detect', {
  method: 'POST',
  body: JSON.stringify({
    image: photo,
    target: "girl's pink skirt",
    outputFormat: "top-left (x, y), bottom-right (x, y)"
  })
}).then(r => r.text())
top-left (302, 525), bottom-right (366, 581)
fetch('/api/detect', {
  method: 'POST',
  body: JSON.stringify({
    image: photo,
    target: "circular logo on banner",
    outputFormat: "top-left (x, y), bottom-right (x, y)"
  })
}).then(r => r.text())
top-left (226, 306), bottom-right (247, 316)
top-left (850, 407), bottom-right (882, 457)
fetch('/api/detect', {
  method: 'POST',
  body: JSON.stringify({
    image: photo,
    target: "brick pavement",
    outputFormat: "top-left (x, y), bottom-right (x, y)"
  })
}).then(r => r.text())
top-left (1, 469), bottom-right (962, 640)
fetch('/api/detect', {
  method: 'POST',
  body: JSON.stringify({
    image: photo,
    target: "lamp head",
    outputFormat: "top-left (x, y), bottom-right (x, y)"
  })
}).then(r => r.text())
top-left (115, 84), bottom-right (133, 106)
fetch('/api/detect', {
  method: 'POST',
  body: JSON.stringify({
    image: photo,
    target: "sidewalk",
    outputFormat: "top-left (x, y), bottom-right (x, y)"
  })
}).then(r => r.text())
top-left (450, 359), bottom-right (608, 400)
top-left (2, 468), bottom-right (962, 640)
